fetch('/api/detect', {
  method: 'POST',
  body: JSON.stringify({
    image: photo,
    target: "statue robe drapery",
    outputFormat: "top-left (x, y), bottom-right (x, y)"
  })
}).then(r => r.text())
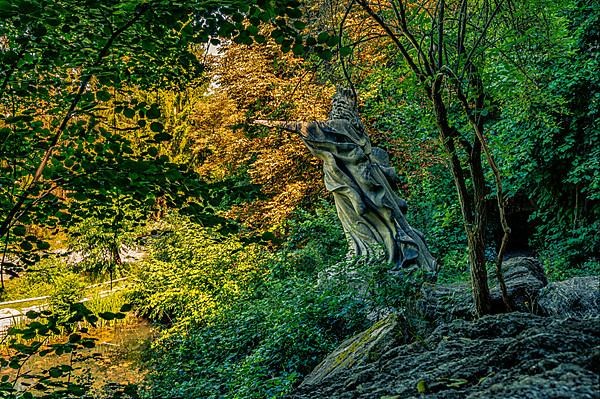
top-left (300, 117), bottom-right (437, 276)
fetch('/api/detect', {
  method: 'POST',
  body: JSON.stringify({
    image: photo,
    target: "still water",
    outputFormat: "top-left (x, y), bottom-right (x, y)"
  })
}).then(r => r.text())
top-left (2, 317), bottom-right (155, 394)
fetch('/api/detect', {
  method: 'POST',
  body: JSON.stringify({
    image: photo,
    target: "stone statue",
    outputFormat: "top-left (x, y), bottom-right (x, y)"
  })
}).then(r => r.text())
top-left (256, 88), bottom-right (437, 277)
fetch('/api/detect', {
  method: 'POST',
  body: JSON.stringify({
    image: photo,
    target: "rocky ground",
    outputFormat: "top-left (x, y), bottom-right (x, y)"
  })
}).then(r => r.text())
top-left (292, 258), bottom-right (599, 399)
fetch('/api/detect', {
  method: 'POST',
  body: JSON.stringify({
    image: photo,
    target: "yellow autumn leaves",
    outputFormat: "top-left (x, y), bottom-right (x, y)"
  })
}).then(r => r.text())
top-left (190, 40), bottom-right (334, 230)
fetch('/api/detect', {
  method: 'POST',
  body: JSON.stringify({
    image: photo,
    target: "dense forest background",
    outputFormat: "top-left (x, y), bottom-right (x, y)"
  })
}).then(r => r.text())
top-left (0, 0), bottom-right (598, 398)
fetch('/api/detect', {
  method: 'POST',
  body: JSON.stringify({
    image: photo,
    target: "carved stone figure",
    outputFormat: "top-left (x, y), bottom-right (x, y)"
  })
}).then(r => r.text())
top-left (257, 88), bottom-right (437, 277)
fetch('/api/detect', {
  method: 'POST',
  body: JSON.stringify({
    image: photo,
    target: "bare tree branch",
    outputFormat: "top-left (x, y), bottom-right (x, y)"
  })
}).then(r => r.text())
top-left (356, 0), bottom-right (426, 81)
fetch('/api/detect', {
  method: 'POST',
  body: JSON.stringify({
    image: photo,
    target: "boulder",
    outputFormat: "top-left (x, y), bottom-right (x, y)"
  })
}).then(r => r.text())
top-left (421, 257), bottom-right (548, 322)
top-left (292, 313), bottom-right (600, 399)
top-left (537, 276), bottom-right (599, 318)
top-left (299, 314), bottom-right (401, 389)
top-left (496, 257), bottom-right (547, 313)
top-left (294, 258), bottom-right (599, 399)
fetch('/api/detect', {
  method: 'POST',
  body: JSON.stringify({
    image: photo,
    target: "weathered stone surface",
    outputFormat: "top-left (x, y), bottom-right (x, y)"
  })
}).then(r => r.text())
top-left (292, 313), bottom-right (600, 399)
top-left (259, 88), bottom-right (438, 276)
top-left (300, 314), bottom-right (402, 389)
top-left (420, 257), bottom-right (549, 322)
top-left (419, 281), bottom-right (475, 322)
top-left (496, 257), bottom-right (547, 312)
top-left (295, 260), bottom-right (599, 399)
top-left (537, 276), bottom-right (599, 318)
top-left (255, 88), bottom-right (439, 278)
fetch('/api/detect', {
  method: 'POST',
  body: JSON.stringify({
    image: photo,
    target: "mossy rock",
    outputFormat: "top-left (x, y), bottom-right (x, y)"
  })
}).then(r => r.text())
top-left (294, 313), bottom-right (600, 399)
top-left (300, 314), bottom-right (401, 388)
top-left (420, 257), bottom-right (549, 322)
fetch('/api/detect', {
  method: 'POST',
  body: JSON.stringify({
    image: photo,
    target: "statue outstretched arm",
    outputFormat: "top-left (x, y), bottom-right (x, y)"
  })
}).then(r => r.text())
top-left (253, 120), bottom-right (309, 137)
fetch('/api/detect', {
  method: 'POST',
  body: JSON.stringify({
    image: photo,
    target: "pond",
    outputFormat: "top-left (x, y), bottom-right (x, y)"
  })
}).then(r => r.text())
top-left (2, 317), bottom-right (156, 396)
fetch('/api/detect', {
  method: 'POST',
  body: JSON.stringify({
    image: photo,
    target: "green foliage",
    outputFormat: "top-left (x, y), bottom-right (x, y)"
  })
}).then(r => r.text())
top-left (484, 0), bottom-right (599, 270)
top-left (142, 277), bottom-right (364, 399)
top-left (1, 0), bottom-right (598, 397)
top-left (84, 291), bottom-right (131, 330)
top-left (405, 168), bottom-right (469, 282)
top-left (3, 256), bottom-right (65, 299)
top-left (275, 203), bottom-right (347, 276)
top-left (67, 214), bottom-right (140, 277)
top-left (48, 272), bottom-right (85, 321)
top-left (134, 203), bottom-right (428, 399)
top-left (542, 254), bottom-right (600, 282)
top-left (128, 214), bottom-right (268, 325)
top-left (354, 0), bottom-right (599, 283)
top-left (0, 0), bottom-right (314, 269)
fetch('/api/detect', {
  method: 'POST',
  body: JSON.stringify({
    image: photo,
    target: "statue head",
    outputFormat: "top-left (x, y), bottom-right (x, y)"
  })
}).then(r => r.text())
top-left (329, 87), bottom-right (362, 129)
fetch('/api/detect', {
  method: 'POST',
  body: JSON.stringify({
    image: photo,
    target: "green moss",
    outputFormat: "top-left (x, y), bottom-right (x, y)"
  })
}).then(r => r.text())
top-left (329, 314), bottom-right (397, 370)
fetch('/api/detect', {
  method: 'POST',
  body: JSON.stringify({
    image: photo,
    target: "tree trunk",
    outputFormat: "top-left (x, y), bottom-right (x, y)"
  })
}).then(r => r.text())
top-left (430, 78), bottom-right (492, 315)
top-left (468, 144), bottom-right (491, 315)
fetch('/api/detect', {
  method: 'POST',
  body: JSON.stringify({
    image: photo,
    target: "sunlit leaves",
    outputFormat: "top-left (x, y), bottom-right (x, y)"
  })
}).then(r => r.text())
top-left (129, 216), bottom-right (268, 323)
top-left (191, 38), bottom-right (334, 229)
top-left (1, 0), bottom-right (314, 253)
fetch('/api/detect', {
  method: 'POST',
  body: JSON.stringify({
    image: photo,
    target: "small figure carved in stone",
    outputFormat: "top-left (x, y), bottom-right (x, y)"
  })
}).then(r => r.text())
top-left (256, 88), bottom-right (437, 277)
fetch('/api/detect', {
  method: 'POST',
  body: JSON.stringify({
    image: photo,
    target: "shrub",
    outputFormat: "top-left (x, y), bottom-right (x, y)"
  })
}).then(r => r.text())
top-left (136, 204), bottom-right (427, 399)
top-left (49, 272), bottom-right (85, 321)
top-left (127, 214), bottom-right (269, 326)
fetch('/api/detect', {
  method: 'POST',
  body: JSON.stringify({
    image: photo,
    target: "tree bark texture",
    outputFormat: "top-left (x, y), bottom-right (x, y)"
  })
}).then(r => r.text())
top-left (430, 77), bottom-right (492, 315)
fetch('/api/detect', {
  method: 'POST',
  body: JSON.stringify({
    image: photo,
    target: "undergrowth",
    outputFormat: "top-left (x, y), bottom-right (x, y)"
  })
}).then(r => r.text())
top-left (131, 206), bottom-right (428, 399)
